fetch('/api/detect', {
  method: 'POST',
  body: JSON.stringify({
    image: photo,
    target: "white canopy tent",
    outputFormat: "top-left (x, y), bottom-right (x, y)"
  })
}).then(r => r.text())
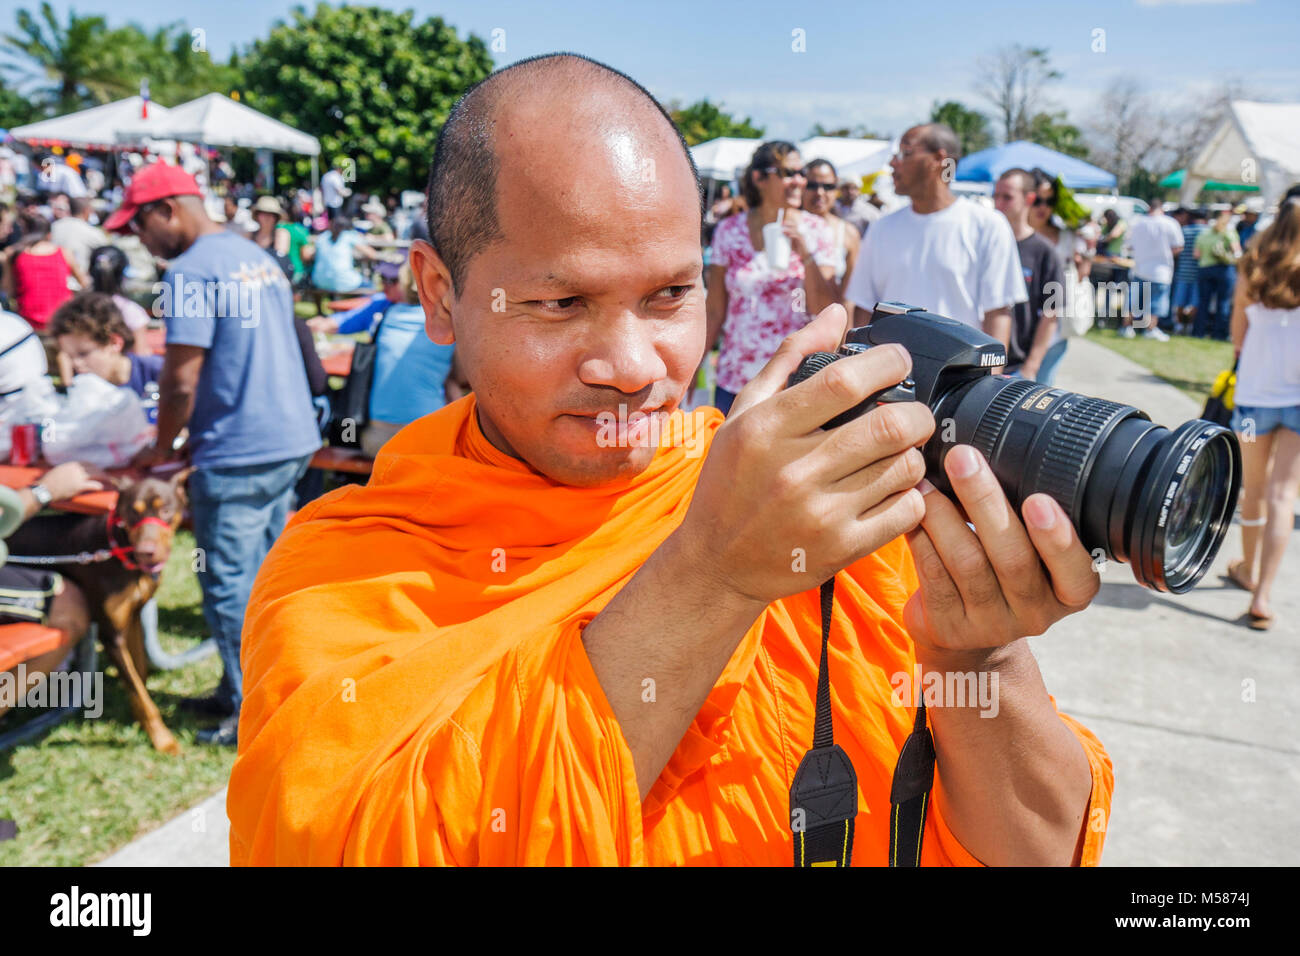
top-left (798, 136), bottom-right (891, 179)
top-left (690, 135), bottom-right (893, 185)
top-left (690, 136), bottom-right (760, 182)
top-left (10, 95), bottom-right (173, 149)
top-left (117, 92), bottom-right (322, 193)
top-left (118, 93), bottom-right (320, 156)
top-left (1180, 101), bottom-right (1300, 210)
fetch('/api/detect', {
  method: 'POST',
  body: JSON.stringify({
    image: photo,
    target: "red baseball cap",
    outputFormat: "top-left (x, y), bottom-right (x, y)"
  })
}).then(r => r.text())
top-left (104, 162), bottom-right (203, 233)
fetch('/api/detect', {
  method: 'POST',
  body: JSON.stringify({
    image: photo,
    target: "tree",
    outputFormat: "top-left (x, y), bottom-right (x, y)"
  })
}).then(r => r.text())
top-left (1161, 77), bottom-right (1253, 174)
top-left (975, 45), bottom-right (1061, 143)
top-left (807, 121), bottom-right (886, 140)
top-left (1, 2), bottom-right (137, 113)
top-left (0, 76), bottom-right (38, 127)
top-left (238, 3), bottom-right (493, 194)
top-left (669, 98), bottom-right (764, 146)
top-left (928, 101), bottom-right (992, 156)
top-left (1084, 77), bottom-right (1168, 193)
top-left (121, 21), bottom-right (242, 107)
top-left (1026, 110), bottom-right (1088, 159)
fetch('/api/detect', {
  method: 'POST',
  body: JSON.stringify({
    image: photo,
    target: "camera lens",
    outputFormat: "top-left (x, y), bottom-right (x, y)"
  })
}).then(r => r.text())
top-left (928, 376), bottom-right (1241, 593)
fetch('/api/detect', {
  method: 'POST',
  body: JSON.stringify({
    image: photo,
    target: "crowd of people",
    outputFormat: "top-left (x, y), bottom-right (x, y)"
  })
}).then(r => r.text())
top-left (0, 96), bottom-right (1296, 782)
top-left (703, 125), bottom-right (1300, 631)
top-left (0, 152), bottom-right (459, 748)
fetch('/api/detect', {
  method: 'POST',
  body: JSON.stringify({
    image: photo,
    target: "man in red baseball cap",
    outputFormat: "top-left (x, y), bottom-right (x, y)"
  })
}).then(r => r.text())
top-left (103, 162), bottom-right (206, 259)
top-left (111, 160), bottom-right (322, 747)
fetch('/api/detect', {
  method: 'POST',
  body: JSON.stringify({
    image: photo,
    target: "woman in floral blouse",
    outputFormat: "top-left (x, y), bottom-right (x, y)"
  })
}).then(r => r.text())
top-left (704, 141), bottom-right (838, 414)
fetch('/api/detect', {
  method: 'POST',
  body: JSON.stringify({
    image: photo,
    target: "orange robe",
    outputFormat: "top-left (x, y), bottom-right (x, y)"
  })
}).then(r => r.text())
top-left (228, 396), bottom-right (1113, 866)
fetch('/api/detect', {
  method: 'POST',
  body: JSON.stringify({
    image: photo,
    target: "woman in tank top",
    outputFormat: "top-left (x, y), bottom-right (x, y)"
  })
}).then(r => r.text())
top-left (2, 213), bottom-right (88, 331)
top-left (1223, 197), bottom-right (1300, 631)
top-left (801, 158), bottom-right (859, 301)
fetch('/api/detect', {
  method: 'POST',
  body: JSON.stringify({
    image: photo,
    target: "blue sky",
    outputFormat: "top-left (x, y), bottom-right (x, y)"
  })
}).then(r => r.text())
top-left (26, 0), bottom-right (1300, 138)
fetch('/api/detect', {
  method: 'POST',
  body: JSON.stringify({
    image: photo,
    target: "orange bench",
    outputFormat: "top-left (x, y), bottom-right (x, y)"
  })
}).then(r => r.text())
top-left (0, 621), bottom-right (98, 750)
top-left (0, 623), bottom-right (68, 673)
top-left (309, 446), bottom-right (375, 476)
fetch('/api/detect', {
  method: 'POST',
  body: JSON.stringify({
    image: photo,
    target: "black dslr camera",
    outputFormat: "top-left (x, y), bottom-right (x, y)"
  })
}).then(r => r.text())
top-left (788, 303), bottom-right (1241, 593)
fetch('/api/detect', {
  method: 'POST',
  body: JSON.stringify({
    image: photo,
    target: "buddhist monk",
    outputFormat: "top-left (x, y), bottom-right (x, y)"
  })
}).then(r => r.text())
top-left (228, 53), bottom-right (1113, 866)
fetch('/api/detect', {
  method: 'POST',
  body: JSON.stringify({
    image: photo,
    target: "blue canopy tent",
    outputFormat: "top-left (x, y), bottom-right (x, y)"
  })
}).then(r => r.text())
top-left (956, 141), bottom-right (1117, 190)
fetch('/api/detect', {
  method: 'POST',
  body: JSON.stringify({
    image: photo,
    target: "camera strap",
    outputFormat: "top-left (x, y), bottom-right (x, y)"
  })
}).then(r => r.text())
top-left (789, 575), bottom-right (936, 867)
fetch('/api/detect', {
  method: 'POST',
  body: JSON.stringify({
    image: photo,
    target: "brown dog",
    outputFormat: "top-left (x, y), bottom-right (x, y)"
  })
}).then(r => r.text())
top-left (6, 470), bottom-right (190, 754)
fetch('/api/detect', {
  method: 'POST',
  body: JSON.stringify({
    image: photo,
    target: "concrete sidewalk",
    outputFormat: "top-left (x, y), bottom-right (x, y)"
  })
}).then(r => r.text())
top-left (1033, 335), bottom-right (1299, 866)
top-left (96, 788), bottom-right (229, 867)
top-left (96, 336), bottom-right (1297, 867)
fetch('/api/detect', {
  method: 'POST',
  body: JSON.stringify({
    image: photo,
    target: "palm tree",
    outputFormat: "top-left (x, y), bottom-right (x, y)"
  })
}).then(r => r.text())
top-left (1, 2), bottom-right (135, 114)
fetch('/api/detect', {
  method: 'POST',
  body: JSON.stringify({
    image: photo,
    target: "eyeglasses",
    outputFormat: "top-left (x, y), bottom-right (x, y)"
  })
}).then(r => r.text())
top-left (764, 166), bottom-right (806, 180)
top-left (891, 147), bottom-right (929, 162)
top-left (804, 182), bottom-right (837, 193)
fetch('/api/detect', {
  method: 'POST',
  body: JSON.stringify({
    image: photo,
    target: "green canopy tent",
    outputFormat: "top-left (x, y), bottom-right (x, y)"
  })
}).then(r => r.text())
top-left (1159, 168), bottom-right (1259, 192)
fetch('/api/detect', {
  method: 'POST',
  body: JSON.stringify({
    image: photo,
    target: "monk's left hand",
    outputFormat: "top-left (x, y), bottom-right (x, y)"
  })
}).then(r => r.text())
top-left (903, 444), bottom-right (1100, 657)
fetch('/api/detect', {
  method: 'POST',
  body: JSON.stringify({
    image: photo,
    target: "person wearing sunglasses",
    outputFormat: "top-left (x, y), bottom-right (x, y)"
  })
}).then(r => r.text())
top-left (801, 158), bottom-right (860, 301)
top-left (704, 140), bottom-right (837, 415)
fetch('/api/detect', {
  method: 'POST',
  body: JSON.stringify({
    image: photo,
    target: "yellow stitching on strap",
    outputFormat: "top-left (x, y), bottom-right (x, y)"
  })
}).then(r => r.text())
top-left (890, 804), bottom-right (899, 866)
top-left (914, 793), bottom-right (928, 866)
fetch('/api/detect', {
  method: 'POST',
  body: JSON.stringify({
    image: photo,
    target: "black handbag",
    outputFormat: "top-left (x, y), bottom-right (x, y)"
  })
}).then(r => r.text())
top-left (327, 307), bottom-right (389, 448)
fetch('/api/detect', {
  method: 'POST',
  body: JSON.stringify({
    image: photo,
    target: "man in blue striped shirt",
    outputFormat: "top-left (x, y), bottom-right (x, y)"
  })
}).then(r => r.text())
top-left (1170, 207), bottom-right (1205, 335)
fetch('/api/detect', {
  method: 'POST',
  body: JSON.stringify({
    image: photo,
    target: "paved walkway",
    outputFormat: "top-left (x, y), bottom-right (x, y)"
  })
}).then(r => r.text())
top-left (1036, 335), bottom-right (1298, 866)
top-left (96, 788), bottom-right (229, 867)
top-left (97, 335), bottom-right (1298, 867)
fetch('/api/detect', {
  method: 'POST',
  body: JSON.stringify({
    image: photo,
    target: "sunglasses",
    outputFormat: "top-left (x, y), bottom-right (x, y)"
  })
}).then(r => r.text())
top-left (765, 166), bottom-right (806, 180)
top-left (804, 182), bottom-right (837, 193)
top-left (128, 201), bottom-right (165, 234)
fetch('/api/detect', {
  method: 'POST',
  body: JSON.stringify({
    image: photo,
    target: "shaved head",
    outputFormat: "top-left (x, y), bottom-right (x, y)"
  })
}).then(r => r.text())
top-left (427, 52), bottom-right (703, 295)
top-left (410, 52), bottom-right (710, 487)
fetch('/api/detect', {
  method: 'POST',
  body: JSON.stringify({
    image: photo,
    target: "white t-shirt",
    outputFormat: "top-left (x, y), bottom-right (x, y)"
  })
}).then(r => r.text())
top-left (321, 169), bottom-right (349, 209)
top-left (51, 217), bottom-right (108, 275)
top-left (1127, 213), bottom-right (1184, 284)
top-left (1235, 303), bottom-right (1300, 408)
top-left (844, 197), bottom-right (1027, 329)
top-left (41, 162), bottom-right (87, 198)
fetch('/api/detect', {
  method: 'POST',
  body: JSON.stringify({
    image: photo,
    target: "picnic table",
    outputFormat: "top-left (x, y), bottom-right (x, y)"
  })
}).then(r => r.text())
top-left (0, 464), bottom-right (120, 514)
top-left (319, 339), bottom-right (355, 378)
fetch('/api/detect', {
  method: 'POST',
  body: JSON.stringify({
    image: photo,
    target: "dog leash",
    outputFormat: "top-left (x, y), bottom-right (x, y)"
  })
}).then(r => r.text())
top-left (6, 512), bottom-right (169, 570)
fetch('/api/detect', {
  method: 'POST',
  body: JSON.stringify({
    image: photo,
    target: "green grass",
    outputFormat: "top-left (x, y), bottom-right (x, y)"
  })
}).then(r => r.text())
top-left (1086, 327), bottom-right (1235, 403)
top-left (0, 531), bottom-right (235, 867)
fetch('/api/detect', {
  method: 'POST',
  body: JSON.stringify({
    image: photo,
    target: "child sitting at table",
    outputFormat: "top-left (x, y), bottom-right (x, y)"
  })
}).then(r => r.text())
top-left (49, 292), bottom-right (163, 399)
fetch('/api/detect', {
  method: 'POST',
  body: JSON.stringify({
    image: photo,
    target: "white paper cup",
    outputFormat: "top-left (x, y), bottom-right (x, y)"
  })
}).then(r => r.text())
top-left (762, 222), bottom-right (791, 271)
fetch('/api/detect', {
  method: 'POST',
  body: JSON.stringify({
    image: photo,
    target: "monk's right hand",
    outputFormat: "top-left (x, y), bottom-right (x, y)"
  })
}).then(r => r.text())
top-left (679, 303), bottom-right (935, 605)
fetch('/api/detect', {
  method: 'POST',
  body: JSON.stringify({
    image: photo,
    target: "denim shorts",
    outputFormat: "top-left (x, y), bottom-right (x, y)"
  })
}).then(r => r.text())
top-left (1232, 404), bottom-right (1300, 436)
top-left (1171, 279), bottom-right (1199, 311)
